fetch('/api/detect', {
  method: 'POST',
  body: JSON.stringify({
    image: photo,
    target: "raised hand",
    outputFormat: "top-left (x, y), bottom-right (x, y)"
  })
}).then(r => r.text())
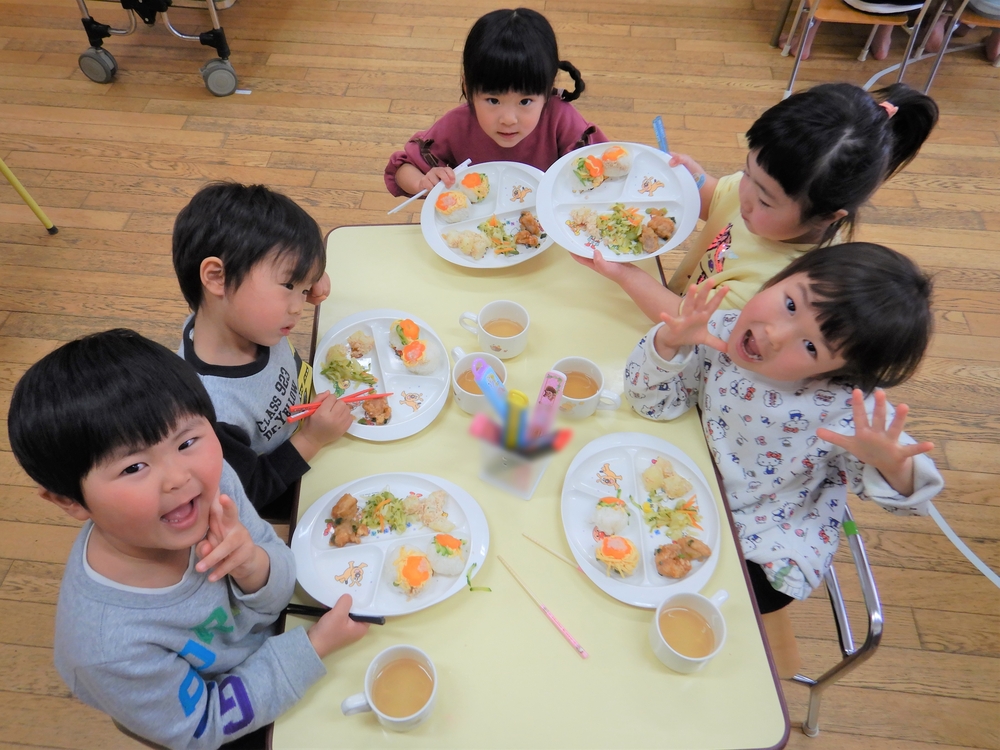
top-left (816, 388), bottom-right (934, 497)
top-left (306, 272), bottom-right (331, 306)
top-left (196, 493), bottom-right (267, 590)
top-left (652, 277), bottom-right (729, 360)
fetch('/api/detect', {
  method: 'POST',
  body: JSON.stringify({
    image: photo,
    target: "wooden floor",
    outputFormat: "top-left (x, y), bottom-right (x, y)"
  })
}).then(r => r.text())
top-left (0, 0), bottom-right (998, 747)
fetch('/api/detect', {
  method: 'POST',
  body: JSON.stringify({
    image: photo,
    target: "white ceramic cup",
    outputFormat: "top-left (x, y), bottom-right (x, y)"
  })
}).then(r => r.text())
top-left (551, 356), bottom-right (621, 419)
top-left (451, 348), bottom-right (507, 415)
top-left (341, 645), bottom-right (437, 732)
top-left (648, 590), bottom-right (728, 673)
top-left (458, 300), bottom-right (529, 360)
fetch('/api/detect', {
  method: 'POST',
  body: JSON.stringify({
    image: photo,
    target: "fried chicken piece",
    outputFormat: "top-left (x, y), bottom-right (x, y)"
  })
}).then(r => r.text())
top-left (514, 230), bottom-right (539, 247)
top-left (640, 225), bottom-right (660, 253)
top-left (647, 209), bottom-right (676, 240)
top-left (328, 493), bottom-right (369, 547)
top-left (362, 397), bottom-right (391, 425)
top-left (678, 536), bottom-right (712, 560)
top-left (519, 210), bottom-right (542, 236)
top-left (654, 537), bottom-right (712, 578)
top-left (655, 543), bottom-right (692, 578)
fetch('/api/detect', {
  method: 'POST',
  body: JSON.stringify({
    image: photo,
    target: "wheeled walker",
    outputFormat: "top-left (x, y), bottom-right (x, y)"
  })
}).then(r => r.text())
top-left (75, 0), bottom-right (239, 96)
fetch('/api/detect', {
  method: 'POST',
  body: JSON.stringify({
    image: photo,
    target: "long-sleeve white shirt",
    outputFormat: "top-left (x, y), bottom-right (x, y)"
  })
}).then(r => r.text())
top-left (624, 312), bottom-right (943, 600)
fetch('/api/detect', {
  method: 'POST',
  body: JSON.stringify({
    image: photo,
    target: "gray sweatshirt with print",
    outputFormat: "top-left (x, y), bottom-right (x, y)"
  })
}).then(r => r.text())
top-left (53, 464), bottom-right (325, 750)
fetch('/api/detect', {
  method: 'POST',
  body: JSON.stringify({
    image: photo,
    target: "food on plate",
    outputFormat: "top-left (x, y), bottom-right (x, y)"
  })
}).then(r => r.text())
top-left (514, 210), bottom-right (545, 247)
top-left (393, 547), bottom-right (433, 596)
top-left (435, 190), bottom-right (470, 223)
top-left (325, 493), bottom-right (369, 548)
top-left (654, 537), bottom-right (712, 579)
top-left (643, 456), bottom-right (693, 499)
top-left (442, 230), bottom-right (489, 260)
top-left (359, 396), bottom-right (391, 425)
top-left (320, 344), bottom-right (377, 390)
top-left (478, 215), bottom-right (517, 256)
top-left (601, 145), bottom-right (632, 178)
top-left (565, 204), bottom-right (677, 256)
top-left (595, 535), bottom-right (639, 577)
top-left (403, 490), bottom-right (455, 532)
top-left (361, 490), bottom-right (408, 534)
top-left (347, 330), bottom-right (374, 358)
top-left (591, 496), bottom-right (629, 535)
top-left (458, 171), bottom-right (490, 203)
top-left (427, 533), bottom-right (467, 576)
top-left (573, 154), bottom-right (605, 191)
top-left (389, 319), bottom-right (420, 355)
top-left (400, 339), bottom-right (436, 375)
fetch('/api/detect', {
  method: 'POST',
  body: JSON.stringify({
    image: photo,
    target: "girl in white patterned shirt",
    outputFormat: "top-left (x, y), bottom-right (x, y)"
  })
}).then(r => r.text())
top-left (624, 242), bottom-right (943, 673)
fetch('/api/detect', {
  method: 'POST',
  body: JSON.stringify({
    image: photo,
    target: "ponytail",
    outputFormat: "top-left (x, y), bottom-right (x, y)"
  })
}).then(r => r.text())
top-left (872, 83), bottom-right (939, 178)
top-left (748, 82), bottom-right (938, 246)
top-left (557, 60), bottom-right (585, 102)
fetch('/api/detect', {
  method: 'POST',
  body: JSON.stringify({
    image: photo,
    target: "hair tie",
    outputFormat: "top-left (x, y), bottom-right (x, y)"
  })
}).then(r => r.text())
top-left (879, 101), bottom-right (898, 119)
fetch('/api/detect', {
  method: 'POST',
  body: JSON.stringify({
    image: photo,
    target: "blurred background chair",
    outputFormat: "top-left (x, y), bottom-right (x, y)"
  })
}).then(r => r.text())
top-left (780, 0), bottom-right (935, 97)
top-left (918, 0), bottom-right (1000, 91)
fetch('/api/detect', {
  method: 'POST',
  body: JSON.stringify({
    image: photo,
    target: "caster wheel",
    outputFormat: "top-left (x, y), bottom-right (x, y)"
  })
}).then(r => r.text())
top-left (201, 59), bottom-right (238, 97)
top-left (79, 47), bottom-right (117, 84)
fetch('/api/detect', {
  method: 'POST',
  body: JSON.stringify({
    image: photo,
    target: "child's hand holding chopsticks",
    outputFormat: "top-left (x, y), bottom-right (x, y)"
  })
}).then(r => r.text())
top-left (288, 391), bottom-right (354, 462)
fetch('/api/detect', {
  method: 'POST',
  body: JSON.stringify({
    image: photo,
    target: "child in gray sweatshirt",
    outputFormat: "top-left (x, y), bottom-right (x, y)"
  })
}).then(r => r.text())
top-left (8, 329), bottom-right (369, 750)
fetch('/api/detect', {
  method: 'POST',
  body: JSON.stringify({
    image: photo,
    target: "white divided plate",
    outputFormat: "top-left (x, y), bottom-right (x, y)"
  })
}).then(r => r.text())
top-left (313, 309), bottom-right (448, 442)
top-left (420, 161), bottom-right (553, 268)
top-left (536, 142), bottom-right (700, 262)
top-left (292, 473), bottom-right (489, 616)
top-left (561, 433), bottom-right (720, 608)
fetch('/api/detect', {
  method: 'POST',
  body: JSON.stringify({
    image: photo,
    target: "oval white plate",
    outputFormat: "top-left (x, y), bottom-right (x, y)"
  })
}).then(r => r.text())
top-left (561, 433), bottom-right (720, 608)
top-left (313, 309), bottom-right (448, 442)
top-left (293, 473), bottom-right (489, 616)
top-left (536, 142), bottom-right (700, 262)
top-left (420, 161), bottom-right (553, 268)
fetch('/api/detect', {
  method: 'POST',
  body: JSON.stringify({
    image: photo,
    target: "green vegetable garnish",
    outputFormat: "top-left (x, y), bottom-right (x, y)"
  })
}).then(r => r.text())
top-left (320, 344), bottom-right (376, 387)
top-left (466, 562), bottom-right (491, 592)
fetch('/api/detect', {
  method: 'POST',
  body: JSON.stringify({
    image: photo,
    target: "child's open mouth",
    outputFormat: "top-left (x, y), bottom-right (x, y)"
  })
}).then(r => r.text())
top-left (161, 499), bottom-right (197, 527)
top-left (740, 329), bottom-right (763, 361)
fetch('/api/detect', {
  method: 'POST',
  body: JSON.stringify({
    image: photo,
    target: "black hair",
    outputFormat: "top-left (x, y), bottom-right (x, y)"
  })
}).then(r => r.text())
top-left (462, 8), bottom-right (585, 104)
top-left (764, 242), bottom-right (933, 393)
top-left (172, 182), bottom-right (325, 311)
top-left (7, 329), bottom-right (217, 507)
top-left (747, 83), bottom-right (938, 244)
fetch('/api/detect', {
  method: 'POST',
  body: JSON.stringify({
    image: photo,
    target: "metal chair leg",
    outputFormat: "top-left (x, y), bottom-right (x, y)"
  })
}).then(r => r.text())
top-left (858, 25), bottom-right (879, 61)
top-left (784, 8), bottom-right (817, 98)
top-left (782, 0), bottom-right (810, 56)
top-left (790, 506), bottom-right (883, 737)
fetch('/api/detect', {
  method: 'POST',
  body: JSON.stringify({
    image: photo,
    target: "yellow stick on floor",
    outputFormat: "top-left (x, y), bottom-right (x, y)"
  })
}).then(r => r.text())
top-left (0, 156), bottom-right (58, 234)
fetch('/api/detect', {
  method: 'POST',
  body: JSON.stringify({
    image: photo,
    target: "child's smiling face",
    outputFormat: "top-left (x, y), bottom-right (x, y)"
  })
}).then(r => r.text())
top-left (78, 415), bottom-right (222, 559)
top-left (738, 151), bottom-right (832, 244)
top-left (730, 272), bottom-right (847, 382)
top-left (472, 91), bottom-right (545, 148)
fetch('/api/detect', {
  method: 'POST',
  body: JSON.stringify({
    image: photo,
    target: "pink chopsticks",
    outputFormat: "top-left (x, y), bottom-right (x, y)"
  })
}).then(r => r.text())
top-left (287, 390), bottom-right (393, 422)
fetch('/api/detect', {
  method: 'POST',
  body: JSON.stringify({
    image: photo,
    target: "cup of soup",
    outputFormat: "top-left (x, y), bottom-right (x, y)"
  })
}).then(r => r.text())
top-left (648, 590), bottom-right (728, 673)
top-left (341, 645), bottom-right (437, 732)
top-left (551, 356), bottom-right (621, 419)
top-left (458, 300), bottom-right (529, 359)
top-left (451, 348), bottom-right (507, 415)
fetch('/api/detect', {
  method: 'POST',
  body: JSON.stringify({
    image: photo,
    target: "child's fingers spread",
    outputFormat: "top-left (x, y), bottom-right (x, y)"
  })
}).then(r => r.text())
top-left (903, 440), bottom-right (934, 457)
top-left (816, 427), bottom-right (849, 448)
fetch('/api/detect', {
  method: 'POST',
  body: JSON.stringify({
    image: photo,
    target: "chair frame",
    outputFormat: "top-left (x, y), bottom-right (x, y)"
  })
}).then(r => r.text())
top-left (780, 0), bottom-right (936, 98)
top-left (790, 504), bottom-right (883, 737)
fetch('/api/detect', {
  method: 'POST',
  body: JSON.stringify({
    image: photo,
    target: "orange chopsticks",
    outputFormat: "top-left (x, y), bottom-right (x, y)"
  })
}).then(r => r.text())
top-left (287, 390), bottom-right (393, 422)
